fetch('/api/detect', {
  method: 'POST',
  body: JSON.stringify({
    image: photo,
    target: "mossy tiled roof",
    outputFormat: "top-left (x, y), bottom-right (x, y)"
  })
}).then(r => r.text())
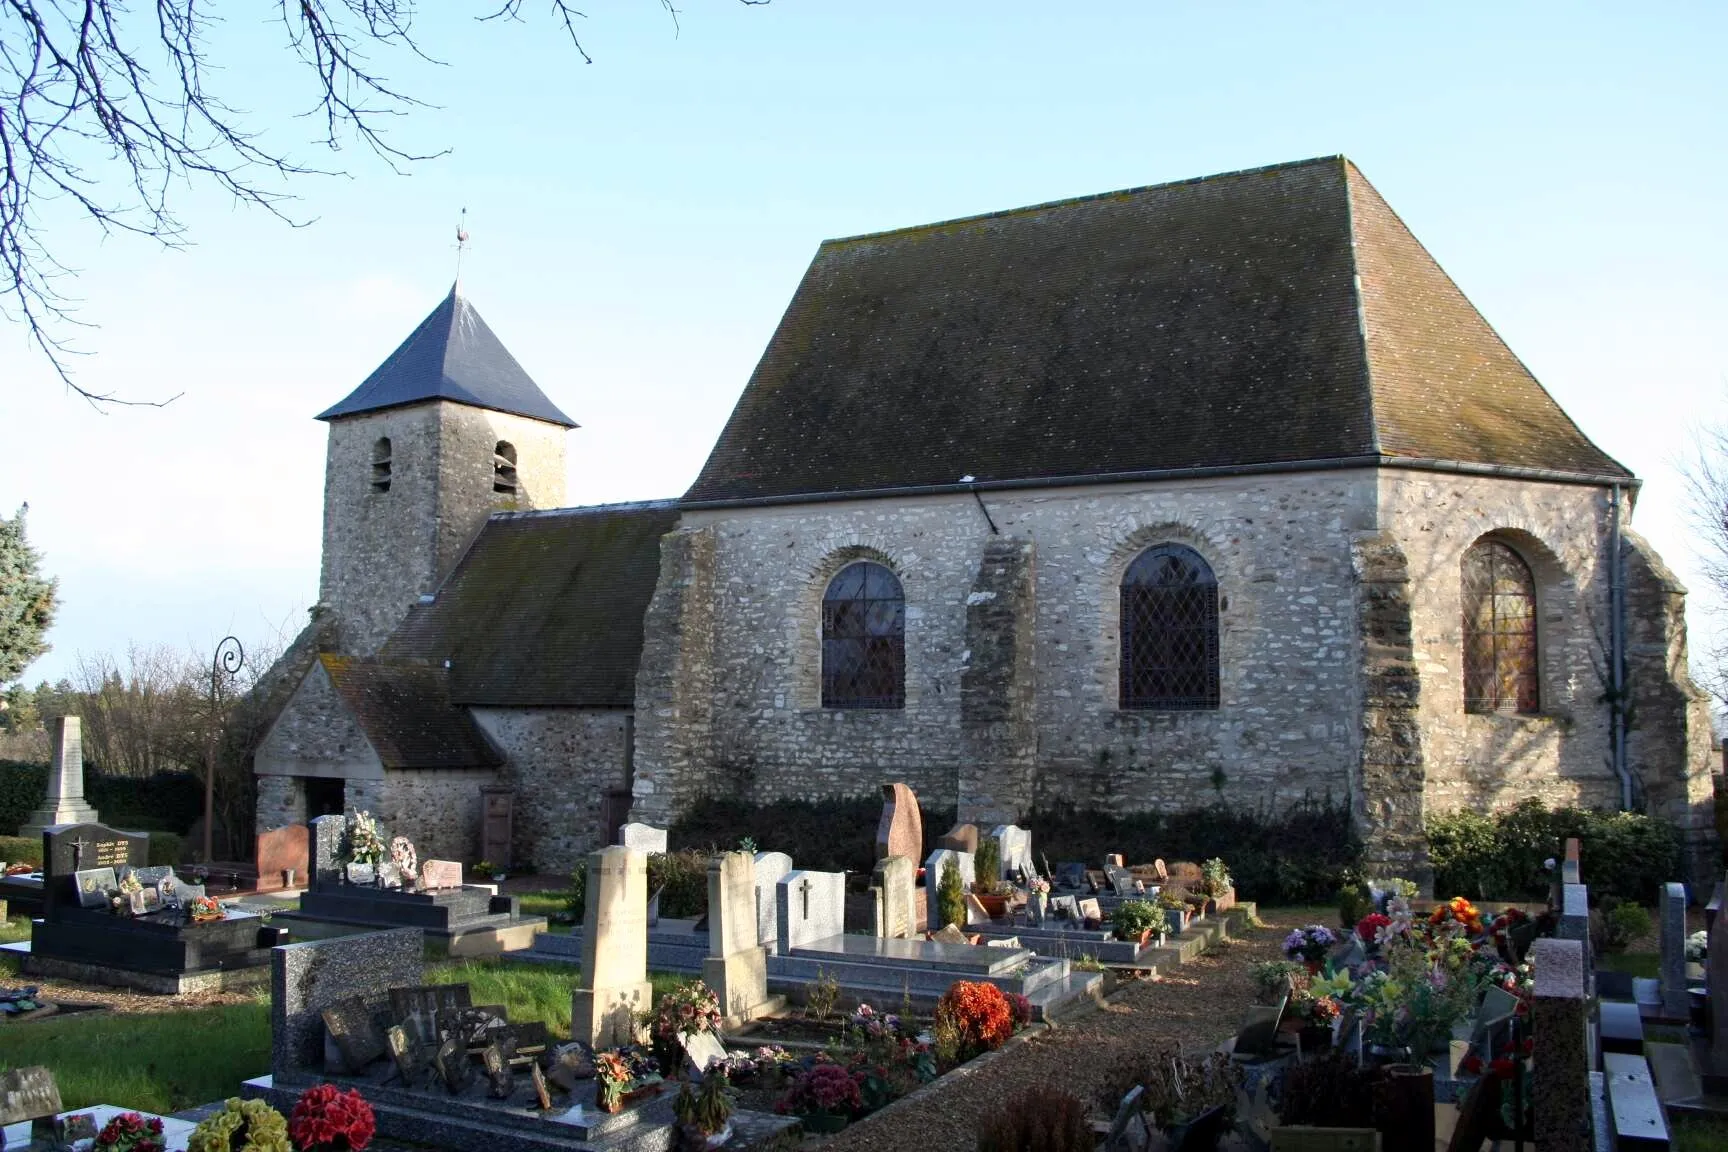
top-left (319, 654), bottom-right (502, 769)
top-left (685, 156), bottom-right (1627, 504)
top-left (382, 501), bottom-right (680, 708)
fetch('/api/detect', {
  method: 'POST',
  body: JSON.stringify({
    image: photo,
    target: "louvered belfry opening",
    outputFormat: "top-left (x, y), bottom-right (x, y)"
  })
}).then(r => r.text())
top-left (1119, 544), bottom-right (1220, 710)
top-left (1462, 539), bottom-right (1539, 714)
top-left (493, 440), bottom-right (519, 495)
top-left (371, 437), bottom-right (392, 493)
top-left (822, 561), bottom-right (905, 709)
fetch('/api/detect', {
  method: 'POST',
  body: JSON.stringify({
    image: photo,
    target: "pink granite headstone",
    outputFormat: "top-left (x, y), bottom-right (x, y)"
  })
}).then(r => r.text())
top-left (420, 860), bottom-right (464, 890)
top-left (938, 823), bottom-right (979, 854)
top-left (255, 824), bottom-right (310, 892)
top-left (875, 783), bottom-right (924, 862)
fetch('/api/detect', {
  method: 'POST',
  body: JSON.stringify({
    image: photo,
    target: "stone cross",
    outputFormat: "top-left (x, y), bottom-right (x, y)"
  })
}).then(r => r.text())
top-left (19, 716), bottom-right (100, 836)
top-left (1661, 882), bottom-right (1690, 1019)
top-left (1530, 937), bottom-right (1590, 1152)
top-left (703, 850), bottom-right (771, 1024)
top-left (572, 846), bottom-right (654, 1048)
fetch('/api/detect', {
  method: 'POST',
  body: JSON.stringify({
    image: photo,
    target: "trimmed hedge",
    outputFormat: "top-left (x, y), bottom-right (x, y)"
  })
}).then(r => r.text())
top-left (0, 831), bottom-right (180, 869)
top-left (1426, 798), bottom-right (1679, 905)
top-left (0, 760), bottom-right (203, 835)
top-left (1029, 798), bottom-right (1362, 906)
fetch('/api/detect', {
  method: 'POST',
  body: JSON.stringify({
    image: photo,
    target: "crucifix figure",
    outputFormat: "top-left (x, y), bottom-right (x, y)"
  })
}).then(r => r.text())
top-left (71, 834), bottom-right (92, 871)
top-left (799, 878), bottom-right (813, 921)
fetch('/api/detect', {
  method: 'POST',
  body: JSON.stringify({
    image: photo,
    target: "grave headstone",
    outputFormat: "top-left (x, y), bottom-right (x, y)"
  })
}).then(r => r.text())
top-left (1558, 883), bottom-right (1592, 993)
top-left (617, 822), bottom-right (668, 854)
top-left (419, 859), bottom-right (463, 890)
top-left (256, 823), bottom-right (309, 890)
top-left (1104, 853), bottom-right (1125, 869)
top-left (876, 782), bottom-right (924, 862)
top-left (872, 854), bottom-right (916, 939)
top-left (990, 824), bottom-right (1033, 880)
top-left (41, 822), bottom-right (146, 916)
top-left (1105, 865), bottom-right (1137, 897)
top-left (1530, 937), bottom-right (1590, 1152)
top-left (704, 851), bottom-right (772, 1023)
top-left (1562, 838), bottom-right (1582, 886)
top-left (19, 716), bottom-right (100, 836)
top-left (777, 869), bottom-right (845, 954)
top-left (1152, 859), bottom-right (1169, 882)
top-left (1055, 862), bottom-right (1087, 890)
top-left (753, 851), bottom-right (794, 953)
top-left (939, 823), bottom-right (979, 853)
top-left (271, 928), bottom-right (424, 1079)
top-left (1711, 887), bottom-right (1728, 1050)
top-left (572, 846), bottom-right (654, 1049)
top-left (310, 814), bottom-right (346, 888)
top-left (924, 848), bottom-right (978, 931)
top-left (1662, 882), bottom-right (1690, 1018)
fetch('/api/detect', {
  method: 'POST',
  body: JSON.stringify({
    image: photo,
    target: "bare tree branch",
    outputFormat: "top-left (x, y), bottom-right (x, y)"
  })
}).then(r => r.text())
top-left (2, 0), bottom-right (769, 408)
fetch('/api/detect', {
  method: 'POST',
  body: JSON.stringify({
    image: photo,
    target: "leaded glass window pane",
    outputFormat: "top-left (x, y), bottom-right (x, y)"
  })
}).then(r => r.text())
top-left (822, 562), bottom-right (905, 709)
top-left (1462, 540), bottom-right (1539, 714)
top-left (1120, 545), bottom-right (1220, 710)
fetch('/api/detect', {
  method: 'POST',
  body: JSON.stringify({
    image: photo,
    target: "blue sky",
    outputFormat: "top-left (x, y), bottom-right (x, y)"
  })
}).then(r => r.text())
top-left (2, 2), bottom-right (1725, 684)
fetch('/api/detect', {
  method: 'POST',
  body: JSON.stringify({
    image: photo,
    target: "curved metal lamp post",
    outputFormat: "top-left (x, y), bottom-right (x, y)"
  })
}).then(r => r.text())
top-left (205, 636), bottom-right (244, 864)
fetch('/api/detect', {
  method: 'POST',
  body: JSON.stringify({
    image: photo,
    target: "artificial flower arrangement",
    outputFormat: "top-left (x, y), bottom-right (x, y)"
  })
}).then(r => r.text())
top-left (1027, 876), bottom-right (1052, 896)
top-left (1283, 924), bottom-right (1337, 967)
top-left (594, 1046), bottom-right (663, 1113)
top-left (94, 1110), bottom-right (166, 1152)
top-left (1370, 877), bottom-right (1421, 913)
top-left (846, 1002), bottom-right (906, 1043)
top-left (187, 1098), bottom-right (291, 1152)
top-left (3, 861), bottom-right (36, 876)
top-left (388, 836), bottom-right (418, 884)
top-left (1689, 930), bottom-right (1710, 963)
top-left (641, 978), bottom-right (722, 1071)
top-left (1199, 858), bottom-right (1233, 898)
top-left (344, 810), bottom-right (386, 867)
top-left (188, 894), bottom-right (225, 922)
top-left (289, 1083), bottom-right (375, 1151)
top-left (1355, 912), bottom-right (1393, 946)
top-left (1429, 896), bottom-right (1484, 936)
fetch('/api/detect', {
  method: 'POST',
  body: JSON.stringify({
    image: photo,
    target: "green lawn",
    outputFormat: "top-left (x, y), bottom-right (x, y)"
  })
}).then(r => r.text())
top-left (0, 915), bottom-right (30, 945)
top-left (1675, 1116), bottom-right (1728, 1152)
top-left (1599, 951), bottom-right (1660, 979)
top-left (0, 956), bottom-right (688, 1113)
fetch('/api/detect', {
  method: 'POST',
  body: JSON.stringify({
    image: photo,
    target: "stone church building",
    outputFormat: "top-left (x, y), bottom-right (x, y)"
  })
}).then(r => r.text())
top-left (254, 156), bottom-right (1718, 883)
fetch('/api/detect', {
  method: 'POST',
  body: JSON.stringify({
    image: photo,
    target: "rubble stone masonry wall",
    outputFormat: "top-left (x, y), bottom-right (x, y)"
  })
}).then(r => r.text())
top-left (472, 707), bottom-right (631, 874)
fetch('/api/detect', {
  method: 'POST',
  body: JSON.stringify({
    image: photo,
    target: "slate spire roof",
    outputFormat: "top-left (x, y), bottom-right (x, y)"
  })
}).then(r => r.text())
top-left (317, 284), bottom-right (576, 426)
top-left (684, 156), bottom-right (1628, 506)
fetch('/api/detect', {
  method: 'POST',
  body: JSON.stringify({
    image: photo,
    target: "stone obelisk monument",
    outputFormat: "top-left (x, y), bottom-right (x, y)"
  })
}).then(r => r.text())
top-left (19, 716), bottom-right (100, 837)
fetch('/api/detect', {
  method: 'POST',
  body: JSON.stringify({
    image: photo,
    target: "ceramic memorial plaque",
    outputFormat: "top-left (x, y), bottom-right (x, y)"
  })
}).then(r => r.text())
top-left (681, 1030), bottom-right (729, 1074)
top-left (483, 1039), bottom-right (515, 1098)
top-left (379, 863), bottom-right (402, 890)
top-left (386, 1024), bottom-right (429, 1088)
top-left (0, 1065), bottom-right (62, 1125)
top-left (435, 1035), bottom-right (474, 1094)
top-left (74, 866), bottom-right (117, 908)
top-left (1078, 897), bottom-right (1103, 924)
top-left (420, 859), bottom-right (463, 890)
top-left (345, 861), bottom-right (376, 886)
top-left (323, 996), bottom-right (388, 1073)
top-left (530, 1062), bottom-right (553, 1110)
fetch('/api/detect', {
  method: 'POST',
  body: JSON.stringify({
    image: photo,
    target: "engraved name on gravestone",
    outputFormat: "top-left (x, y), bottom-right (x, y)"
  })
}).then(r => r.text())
top-left (43, 823), bottom-right (147, 915)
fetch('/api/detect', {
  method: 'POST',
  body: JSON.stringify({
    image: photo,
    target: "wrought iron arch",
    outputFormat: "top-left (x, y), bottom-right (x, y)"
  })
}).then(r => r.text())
top-left (1119, 544), bottom-right (1219, 710)
top-left (1462, 538), bottom-right (1539, 714)
top-left (822, 561), bottom-right (905, 709)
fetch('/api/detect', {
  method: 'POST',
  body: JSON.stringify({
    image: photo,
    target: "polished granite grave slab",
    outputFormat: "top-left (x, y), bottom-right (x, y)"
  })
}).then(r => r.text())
top-left (788, 933), bottom-right (1031, 974)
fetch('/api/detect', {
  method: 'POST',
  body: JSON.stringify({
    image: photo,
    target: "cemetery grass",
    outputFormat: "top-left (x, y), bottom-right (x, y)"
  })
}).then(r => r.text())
top-left (0, 914), bottom-right (30, 944)
top-left (427, 958), bottom-right (685, 1040)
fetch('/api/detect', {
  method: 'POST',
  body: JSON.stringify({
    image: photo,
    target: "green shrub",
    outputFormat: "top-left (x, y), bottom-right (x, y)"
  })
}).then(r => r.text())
top-left (148, 832), bottom-right (183, 867)
top-left (0, 834), bottom-right (42, 867)
top-left (1337, 873), bottom-right (1373, 930)
top-left (1427, 799), bottom-right (1679, 904)
top-left (648, 848), bottom-right (710, 919)
top-left (1029, 796), bottom-right (1361, 905)
top-left (1111, 899), bottom-right (1162, 941)
top-left (670, 794), bottom-right (955, 875)
top-left (975, 836), bottom-right (1002, 888)
top-left (1601, 900), bottom-right (1653, 954)
top-left (937, 859), bottom-right (966, 931)
top-left (567, 859), bottom-right (587, 922)
top-left (0, 761), bottom-right (203, 836)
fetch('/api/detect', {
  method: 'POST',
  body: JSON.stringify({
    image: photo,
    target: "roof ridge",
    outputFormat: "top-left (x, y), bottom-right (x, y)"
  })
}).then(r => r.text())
top-left (821, 155), bottom-right (1347, 248)
top-left (1340, 160), bottom-right (1382, 457)
top-left (489, 498), bottom-right (681, 522)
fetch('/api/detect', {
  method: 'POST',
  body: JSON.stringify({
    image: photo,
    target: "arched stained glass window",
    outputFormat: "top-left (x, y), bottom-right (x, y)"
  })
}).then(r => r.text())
top-left (1463, 539), bottom-right (1539, 714)
top-left (822, 562), bottom-right (905, 709)
top-left (1120, 544), bottom-right (1219, 710)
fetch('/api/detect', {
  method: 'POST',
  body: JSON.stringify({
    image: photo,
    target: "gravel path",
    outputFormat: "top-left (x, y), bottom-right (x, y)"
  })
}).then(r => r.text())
top-left (819, 907), bottom-right (1320, 1152)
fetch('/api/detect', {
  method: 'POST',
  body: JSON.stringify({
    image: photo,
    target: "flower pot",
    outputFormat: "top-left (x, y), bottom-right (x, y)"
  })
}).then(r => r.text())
top-left (801, 1112), bottom-right (849, 1134)
top-left (978, 894), bottom-right (1008, 919)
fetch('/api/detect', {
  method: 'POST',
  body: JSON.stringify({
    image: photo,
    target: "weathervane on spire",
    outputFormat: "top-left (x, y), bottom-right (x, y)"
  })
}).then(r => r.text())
top-left (454, 207), bottom-right (470, 289)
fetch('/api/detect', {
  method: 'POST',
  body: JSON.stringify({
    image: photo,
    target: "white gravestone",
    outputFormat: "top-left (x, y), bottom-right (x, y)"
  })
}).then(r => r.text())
top-left (20, 716), bottom-right (100, 836)
top-left (777, 870), bottom-right (845, 954)
top-left (990, 825), bottom-right (1034, 881)
top-left (616, 823), bottom-right (668, 854)
top-left (571, 846), bottom-right (653, 1049)
top-left (753, 852), bottom-right (794, 954)
top-left (923, 849), bottom-right (976, 932)
top-left (703, 851), bottom-right (773, 1024)
top-left (872, 855), bottom-right (916, 939)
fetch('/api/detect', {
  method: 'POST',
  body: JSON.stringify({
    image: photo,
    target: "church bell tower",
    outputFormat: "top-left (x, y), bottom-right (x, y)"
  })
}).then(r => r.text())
top-left (313, 284), bottom-right (575, 656)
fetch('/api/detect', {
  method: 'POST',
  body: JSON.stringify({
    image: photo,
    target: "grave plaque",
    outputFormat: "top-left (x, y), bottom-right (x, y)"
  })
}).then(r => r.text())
top-left (345, 862), bottom-right (376, 886)
top-left (323, 996), bottom-right (388, 1073)
top-left (1078, 897), bottom-right (1103, 924)
top-left (0, 1065), bottom-right (61, 1125)
top-left (530, 1062), bottom-right (553, 1110)
top-left (420, 859), bottom-right (463, 890)
top-left (378, 863), bottom-right (402, 890)
top-left (681, 1029), bottom-right (729, 1074)
top-left (128, 865), bottom-right (174, 887)
top-left (483, 1039), bottom-right (516, 1098)
top-left (1050, 895), bottom-right (1080, 921)
top-left (1055, 862), bottom-right (1087, 890)
top-left (435, 1035), bottom-right (474, 1094)
top-left (386, 1024), bottom-right (429, 1087)
top-left (74, 866), bottom-right (117, 908)
top-left (440, 1005), bottom-right (510, 1049)
top-left (178, 882), bottom-right (207, 904)
top-left (391, 984), bottom-right (473, 1026)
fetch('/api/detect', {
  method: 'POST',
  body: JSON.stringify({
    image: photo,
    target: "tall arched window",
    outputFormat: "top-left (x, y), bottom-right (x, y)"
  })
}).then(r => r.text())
top-left (371, 437), bottom-right (392, 493)
top-left (1120, 544), bottom-right (1219, 710)
top-left (822, 561), bottom-right (905, 709)
top-left (493, 441), bottom-right (518, 495)
top-left (1462, 539), bottom-right (1539, 714)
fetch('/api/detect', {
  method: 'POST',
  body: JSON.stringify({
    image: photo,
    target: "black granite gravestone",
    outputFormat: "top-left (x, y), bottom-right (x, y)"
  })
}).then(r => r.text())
top-left (41, 823), bottom-right (146, 916)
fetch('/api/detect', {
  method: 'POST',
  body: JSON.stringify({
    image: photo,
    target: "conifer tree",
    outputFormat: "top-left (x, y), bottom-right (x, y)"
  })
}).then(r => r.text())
top-left (0, 505), bottom-right (57, 686)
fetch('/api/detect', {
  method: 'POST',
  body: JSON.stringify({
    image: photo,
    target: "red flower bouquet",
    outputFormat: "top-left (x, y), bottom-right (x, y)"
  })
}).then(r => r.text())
top-left (936, 980), bottom-right (1015, 1058)
top-left (1356, 913), bottom-right (1392, 943)
top-left (289, 1083), bottom-right (376, 1151)
top-left (94, 1111), bottom-right (165, 1152)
